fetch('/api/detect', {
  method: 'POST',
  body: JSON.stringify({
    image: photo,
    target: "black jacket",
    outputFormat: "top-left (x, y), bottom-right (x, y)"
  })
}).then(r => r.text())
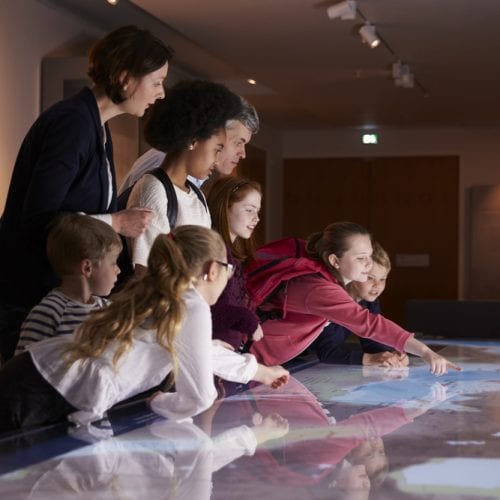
top-left (0, 87), bottom-right (116, 307)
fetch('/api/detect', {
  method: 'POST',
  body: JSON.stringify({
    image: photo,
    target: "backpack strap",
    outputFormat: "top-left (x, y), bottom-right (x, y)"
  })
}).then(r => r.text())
top-left (146, 169), bottom-right (208, 226)
top-left (116, 167), bottom-right (178, 229)
top-left (114, 168), bottom-right (179, 290)
top-left (149, 167), bottom-right (178, 228)
top-left (186, 179), bottom-right (208, 211)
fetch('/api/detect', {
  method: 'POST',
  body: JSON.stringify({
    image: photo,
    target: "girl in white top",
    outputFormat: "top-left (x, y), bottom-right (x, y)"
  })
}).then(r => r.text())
top-left (0, 226), bottom-right (288, 431)
top-left (127, 80), bottom-right (243, 275)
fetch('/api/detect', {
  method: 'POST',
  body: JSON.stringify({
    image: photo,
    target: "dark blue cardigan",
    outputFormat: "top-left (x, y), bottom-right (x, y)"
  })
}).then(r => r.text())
top-left (307, 299), bottom-right (393, 365)
top-left (0, 87), bottom-right (117, 307)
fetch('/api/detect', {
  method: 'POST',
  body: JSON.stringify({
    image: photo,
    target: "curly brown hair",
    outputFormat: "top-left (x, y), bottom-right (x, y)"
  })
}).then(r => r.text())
top-left (144, 80), bottom-right (242, 156)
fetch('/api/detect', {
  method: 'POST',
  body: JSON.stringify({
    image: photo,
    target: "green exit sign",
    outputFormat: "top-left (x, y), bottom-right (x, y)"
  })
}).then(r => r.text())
top-left (362, 133), bottom-right (378, 144)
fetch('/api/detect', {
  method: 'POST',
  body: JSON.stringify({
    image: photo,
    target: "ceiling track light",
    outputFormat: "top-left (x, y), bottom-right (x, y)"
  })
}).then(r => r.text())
top-left (392, 61), bottom-right (405, 79)
top-left (392, 61), bottom-right (415, 88)
top-left (324, 3), bottom-right (426, 94)
top-left (358, 22), bottom-right (380, 48)
top-left (396, 72), bottom-right (415, 88)
top-left (326, 0), bottom-right (357, 20)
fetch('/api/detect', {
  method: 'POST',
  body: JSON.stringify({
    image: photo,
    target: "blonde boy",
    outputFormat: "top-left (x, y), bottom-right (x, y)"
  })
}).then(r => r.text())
top-left (309, 242), bottom-right (408, 367)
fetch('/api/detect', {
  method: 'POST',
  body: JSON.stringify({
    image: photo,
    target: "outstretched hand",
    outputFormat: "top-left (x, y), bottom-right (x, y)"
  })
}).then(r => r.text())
top-left (254, 364), bottom-right (290, 389)
top-left (403, 337), bottom-right (462, 376)
top-left (422, 349), bottom-right (462, 376)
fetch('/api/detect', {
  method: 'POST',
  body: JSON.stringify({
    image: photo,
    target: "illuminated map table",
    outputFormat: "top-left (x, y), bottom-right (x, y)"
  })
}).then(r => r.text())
top-left (1, 340), bottom-right (500, 499)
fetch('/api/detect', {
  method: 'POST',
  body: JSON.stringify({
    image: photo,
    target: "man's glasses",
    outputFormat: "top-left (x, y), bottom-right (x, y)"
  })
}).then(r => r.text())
top-left (215, 260), bottom-right (235, 278)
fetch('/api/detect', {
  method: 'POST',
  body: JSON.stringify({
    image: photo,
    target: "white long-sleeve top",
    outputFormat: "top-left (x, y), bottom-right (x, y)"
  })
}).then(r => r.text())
top-left (29, 287), bottom-right (218, 426)
top-left (127, 173), bottom-right (211, 268)
top-left (27, 420), bottom-right (258, 500)
top-left (118, 148), bottom-right (205, 194)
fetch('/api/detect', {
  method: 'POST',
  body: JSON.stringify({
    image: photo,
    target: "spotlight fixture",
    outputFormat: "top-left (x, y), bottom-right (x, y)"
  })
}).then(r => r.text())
top-left (358, 23), bottom-right (380, 48)
top-left (398, 72), bottom-right (415, 88)
top-left (392, 61), bottom-right (415, 88)
top-left (392, 61), bottom-right (404, 79)
top-left (326, 0), bottom-right (357, 21)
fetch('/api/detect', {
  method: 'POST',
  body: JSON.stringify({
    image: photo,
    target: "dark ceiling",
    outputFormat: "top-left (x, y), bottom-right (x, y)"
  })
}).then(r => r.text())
top-left (47, 0), bottom-right (500, 131)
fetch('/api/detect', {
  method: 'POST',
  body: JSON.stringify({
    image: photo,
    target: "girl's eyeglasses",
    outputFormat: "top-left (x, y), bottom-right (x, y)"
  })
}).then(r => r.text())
top-left (215, 260), bottom-right (235, 278)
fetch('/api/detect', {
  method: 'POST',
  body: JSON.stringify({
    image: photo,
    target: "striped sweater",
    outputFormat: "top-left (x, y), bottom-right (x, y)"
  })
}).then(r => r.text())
top-left (15, 289), bottom-right (108, 355)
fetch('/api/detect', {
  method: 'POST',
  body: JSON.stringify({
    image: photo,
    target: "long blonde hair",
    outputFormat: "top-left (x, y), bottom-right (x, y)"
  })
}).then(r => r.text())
top-left (66, 226), bottom-right (226, 376)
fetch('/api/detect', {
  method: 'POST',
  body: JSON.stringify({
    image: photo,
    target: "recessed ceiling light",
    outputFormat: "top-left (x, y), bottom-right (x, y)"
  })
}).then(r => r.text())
top-left (247, 79), bottom-right (257, 85)
top-left (107, 0), bottom-right (119, 5)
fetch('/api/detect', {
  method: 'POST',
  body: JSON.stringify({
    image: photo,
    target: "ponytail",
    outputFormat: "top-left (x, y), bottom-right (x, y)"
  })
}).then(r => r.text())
top-left (66, 226), bottom-right (226, 379)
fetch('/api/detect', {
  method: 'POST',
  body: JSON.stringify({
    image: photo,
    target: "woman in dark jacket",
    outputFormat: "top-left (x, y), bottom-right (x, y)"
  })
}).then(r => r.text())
top-left (0, 26), bottom-right (173, 361)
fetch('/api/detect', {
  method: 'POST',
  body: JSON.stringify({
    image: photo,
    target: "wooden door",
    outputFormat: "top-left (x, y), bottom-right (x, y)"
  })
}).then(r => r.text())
top-left (369, 156), bottom-right (459, 324)
top-left (469, 185), bottom-right (500, 299)
top-left (283, 158), bottom-right (370, 238)
top-left (283, 156), bottom-right (459, 325)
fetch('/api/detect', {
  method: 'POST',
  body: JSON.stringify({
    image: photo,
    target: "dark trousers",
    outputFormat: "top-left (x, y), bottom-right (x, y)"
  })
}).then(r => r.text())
top-left (0, 351), bottom-right (75, 432)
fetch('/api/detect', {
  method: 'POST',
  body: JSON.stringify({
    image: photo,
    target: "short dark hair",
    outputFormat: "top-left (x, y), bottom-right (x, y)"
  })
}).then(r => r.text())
top-left (144, 79), bottom-right (243, 154)
top-left (87, 25), bottom-right (174, 104)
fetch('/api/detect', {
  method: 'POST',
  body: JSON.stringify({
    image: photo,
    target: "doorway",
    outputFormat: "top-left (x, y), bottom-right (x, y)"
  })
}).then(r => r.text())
top-left (283, 156), bottom-right (459, 325)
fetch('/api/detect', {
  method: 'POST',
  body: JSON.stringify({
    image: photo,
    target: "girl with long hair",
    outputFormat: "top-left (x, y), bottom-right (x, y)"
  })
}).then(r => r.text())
top-left (0, 226), bottom-right (234, 430)
top-left (207, 176), bottom-right (264, 351)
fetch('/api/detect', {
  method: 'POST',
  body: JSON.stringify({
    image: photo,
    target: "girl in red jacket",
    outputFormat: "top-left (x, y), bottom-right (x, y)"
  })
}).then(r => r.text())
top-left (249, 221), bottom-right (460, 376)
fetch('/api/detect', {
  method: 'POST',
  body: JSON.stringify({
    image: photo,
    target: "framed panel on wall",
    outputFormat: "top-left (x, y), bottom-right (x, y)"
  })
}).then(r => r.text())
top-left (468, 185), bottom-right (500, 299)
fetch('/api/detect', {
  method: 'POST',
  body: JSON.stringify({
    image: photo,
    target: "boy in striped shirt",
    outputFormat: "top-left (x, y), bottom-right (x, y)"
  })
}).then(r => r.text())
top-left (15, 214), bottom-right (121, 354)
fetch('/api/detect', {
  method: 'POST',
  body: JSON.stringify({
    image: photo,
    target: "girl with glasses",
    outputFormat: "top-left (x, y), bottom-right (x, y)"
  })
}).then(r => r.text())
top-left (0, 226), bottom-right (231, 429)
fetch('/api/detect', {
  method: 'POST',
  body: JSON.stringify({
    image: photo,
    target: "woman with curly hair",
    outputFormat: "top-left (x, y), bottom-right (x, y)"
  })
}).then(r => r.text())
top-left (125, 79), bottom-right (243, 277)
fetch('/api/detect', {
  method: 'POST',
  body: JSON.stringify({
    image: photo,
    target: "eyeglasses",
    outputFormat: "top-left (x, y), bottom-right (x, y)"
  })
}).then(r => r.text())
top-left (215, 260), bottom-right (235, 278)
